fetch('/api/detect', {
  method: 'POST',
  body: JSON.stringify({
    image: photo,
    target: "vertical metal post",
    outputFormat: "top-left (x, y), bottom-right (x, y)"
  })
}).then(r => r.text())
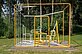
top-left (48, 16), bottom-right (50, 47)
top-left (51, 0), bottom-right (54, 25)
top-left (56, 20), bottom-right (59, 44)
top-left (25, 27), bottom-right (26, 40)
top-left (68, 4), bottom-right (71, 47)
top-left (40, 0), bottom-right (42, 41)
top-left (14, 5), bottom-right (16, 46)
top-left (34, 16), bottom-right (36, 46)
top-left (22, 25), bottom-right (24, 40)
top-left (38, 33), bottom-right (40, 44)
top-left (62, 11), bottom-right (64, 41)
top-left (20, 9), bottom-right (21, 46)
top-left (27, 0), bottom-right (29, 15)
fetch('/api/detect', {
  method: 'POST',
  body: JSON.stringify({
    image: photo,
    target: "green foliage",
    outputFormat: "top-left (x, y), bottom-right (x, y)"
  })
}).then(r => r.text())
top-left (0, 0), bottom-right (82, 38)
top-left (73, 25), bottom-right (82, 34)
top-left (0, 17), bottom-right (8, 37)
top-left (42, 18), bottom-right (48, 32)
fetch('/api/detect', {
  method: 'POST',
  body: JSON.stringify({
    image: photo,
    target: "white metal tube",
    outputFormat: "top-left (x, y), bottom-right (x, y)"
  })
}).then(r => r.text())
top-left (27, 0), bottom-right (29, 15)
top-left (40, 0), bottom-right (42, 41)
top-left (51, 0), bottom-right (54, 25)
top-left (23, 25), bottom-right (24, 41)
top-left (23, 11), bottom-right (63, 17)
top-left (25, 27), bottom-right (26, 40)
top-left (19, 11), bottom-right (21, 46)
top-left (22, 6), bottom-right (36, 8)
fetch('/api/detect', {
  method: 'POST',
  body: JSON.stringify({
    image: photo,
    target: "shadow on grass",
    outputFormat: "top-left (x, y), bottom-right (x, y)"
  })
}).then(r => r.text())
top-left (71, 44), bottom-right (82, 48)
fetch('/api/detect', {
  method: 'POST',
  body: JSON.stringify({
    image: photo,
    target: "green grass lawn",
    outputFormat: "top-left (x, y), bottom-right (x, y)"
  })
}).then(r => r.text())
top-left (0, 34), bottom-right (82, 54)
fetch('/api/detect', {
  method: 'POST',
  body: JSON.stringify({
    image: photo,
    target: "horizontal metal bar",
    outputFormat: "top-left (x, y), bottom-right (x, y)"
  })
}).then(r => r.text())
top-left (36, 32), bottom-right (47, 34)
top-left (23, 15), bottom-right (35, 17)
top-left (22, 6), bottom-right (36, 8)
top-left (16, 3), bottom-right (70, 6)
top-left (23, 11), bottom-right (63, 17)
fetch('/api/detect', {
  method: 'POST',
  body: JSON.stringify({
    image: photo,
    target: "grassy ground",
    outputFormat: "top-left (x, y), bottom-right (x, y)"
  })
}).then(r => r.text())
top-left (0, 34), bottom-right (82, 54)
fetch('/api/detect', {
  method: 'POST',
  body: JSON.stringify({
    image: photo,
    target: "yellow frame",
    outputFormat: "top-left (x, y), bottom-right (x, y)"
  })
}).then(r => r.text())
top-left (14, 5), bottom-right (16, 46)
top-left (14, 3), bottom-right (71, 48)
top-left (34, 16), bottom-right (50, 47)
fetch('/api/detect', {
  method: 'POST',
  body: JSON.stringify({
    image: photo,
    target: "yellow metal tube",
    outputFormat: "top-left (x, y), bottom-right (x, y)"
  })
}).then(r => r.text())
top-left (14, 5), bottom-right (16, 46)
top-left (42, 38), bottom-right (44, 44)
top-left (34, 16), bottom-right (50, 47)
top-left (62, 11), bottom-right (64, 41)
top-left (56, 20), bottom-right (60, 44)
top-left (36, 32), bottom-right (47, 34)
top-left (35, 16), bottom-right (48, 18)
top-left (34, 16), bottom-right (36, 46)
top-left (63, 5), bottom-right (69, 11)
top-left (17, 3), bottom-right (70, 6)
top-left (48, 16), bottom-right (50, 47)
top-left (68, 4), bottom-right (71, 47)
top-left (48, 16), bottom-right (50, 35)
top-left (38, 34), bottom-right (40, 44)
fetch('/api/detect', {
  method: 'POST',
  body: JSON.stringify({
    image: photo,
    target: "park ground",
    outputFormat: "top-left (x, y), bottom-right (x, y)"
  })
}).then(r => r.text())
top-left (0, 34), bottom-right (82, 54)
